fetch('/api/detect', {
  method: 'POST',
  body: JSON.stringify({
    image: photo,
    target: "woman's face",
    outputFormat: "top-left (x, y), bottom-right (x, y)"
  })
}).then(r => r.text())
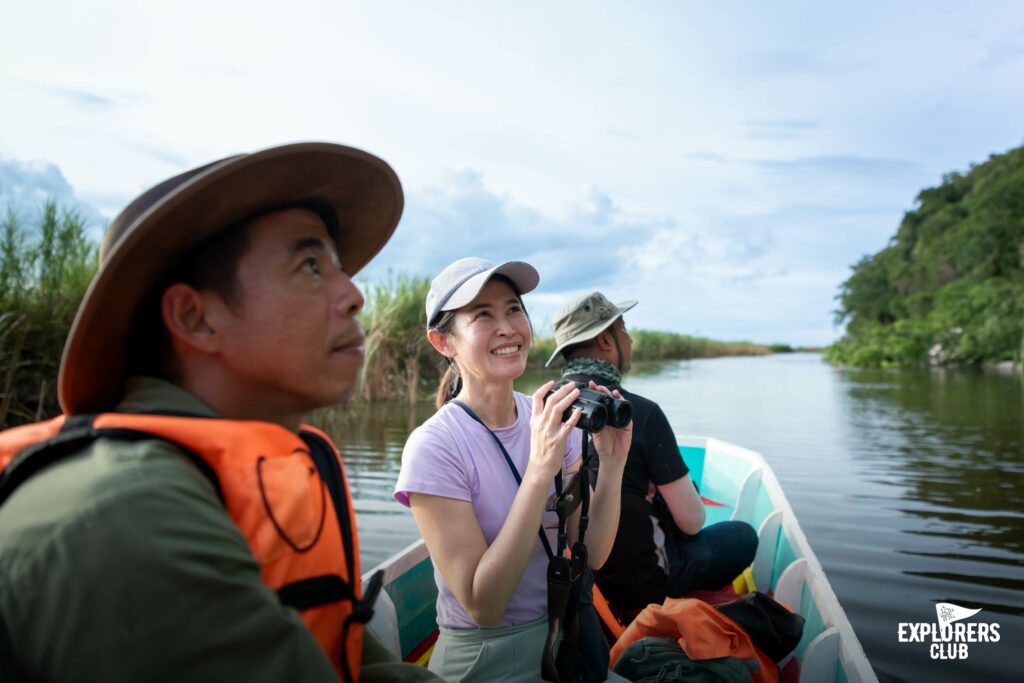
top-left (443, 278), bottom-right (532, 384)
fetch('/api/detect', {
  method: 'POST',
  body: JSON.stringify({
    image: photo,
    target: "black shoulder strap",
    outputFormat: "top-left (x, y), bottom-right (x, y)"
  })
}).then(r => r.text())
top-left (450, 400), bottom-right (597, 682)
top-left (450, 400), bottom-right (557, 559)
top-left (298, 432), bottom-right (356, 581)
top-left (296, 430), bottom-right (384, 683)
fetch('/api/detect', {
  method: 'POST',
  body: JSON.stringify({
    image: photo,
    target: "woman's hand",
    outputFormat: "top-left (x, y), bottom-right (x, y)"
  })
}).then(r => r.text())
top-left (527, 380), bottom-right (582, 484)
top-left (588, 381), bottom-right (632, 464)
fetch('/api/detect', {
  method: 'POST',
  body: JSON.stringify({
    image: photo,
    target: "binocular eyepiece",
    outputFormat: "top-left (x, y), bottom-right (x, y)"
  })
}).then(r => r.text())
top-left (545, 379), bottom-right (632, 433)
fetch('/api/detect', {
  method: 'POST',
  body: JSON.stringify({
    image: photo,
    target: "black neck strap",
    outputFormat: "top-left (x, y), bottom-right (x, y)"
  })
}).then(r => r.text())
top-left (450, 398), bottom-right (591, 683)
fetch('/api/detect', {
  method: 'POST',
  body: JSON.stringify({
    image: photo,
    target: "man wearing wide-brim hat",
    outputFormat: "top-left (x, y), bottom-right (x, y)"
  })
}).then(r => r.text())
top-left (548, 292), bottom-right (758, 622)
top-left (0, 143), bottom-right (440, 682)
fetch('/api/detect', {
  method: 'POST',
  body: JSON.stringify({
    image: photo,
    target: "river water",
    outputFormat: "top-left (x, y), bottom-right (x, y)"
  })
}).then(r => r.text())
top-left (315, 353), bottom-right (1024, 682)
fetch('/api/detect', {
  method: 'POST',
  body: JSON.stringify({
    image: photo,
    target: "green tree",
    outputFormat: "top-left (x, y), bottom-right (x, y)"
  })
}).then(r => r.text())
top-left (830, 144), bottom-right (1024, 367)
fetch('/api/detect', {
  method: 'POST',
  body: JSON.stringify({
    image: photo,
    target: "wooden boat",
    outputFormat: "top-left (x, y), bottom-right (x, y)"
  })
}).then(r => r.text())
top-left (361, 437), bottom-right (878, 682)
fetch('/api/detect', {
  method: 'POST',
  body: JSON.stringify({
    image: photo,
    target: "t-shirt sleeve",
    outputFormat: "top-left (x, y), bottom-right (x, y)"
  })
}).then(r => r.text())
top-left (394, 422), bottom-right (474, 507)
top-left (643, 403), bottom-right (690, 485)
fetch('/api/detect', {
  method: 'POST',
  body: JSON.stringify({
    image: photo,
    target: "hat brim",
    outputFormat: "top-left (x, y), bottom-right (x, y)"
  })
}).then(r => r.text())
top-left (59, 142), bottom-right (403, 414)
top-left (545, 300), bottom-right (637, 366)
top-left (432, 261), bottom-right (539, 323)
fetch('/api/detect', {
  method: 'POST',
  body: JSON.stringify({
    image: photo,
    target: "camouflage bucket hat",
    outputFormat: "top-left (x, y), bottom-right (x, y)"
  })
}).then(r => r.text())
top-left (546, 292), bottom-right (637, 366)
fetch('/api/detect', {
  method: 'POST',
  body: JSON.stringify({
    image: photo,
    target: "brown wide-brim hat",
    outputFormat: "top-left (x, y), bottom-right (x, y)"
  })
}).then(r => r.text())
top-left (59, 142), bottom-right (404, 414)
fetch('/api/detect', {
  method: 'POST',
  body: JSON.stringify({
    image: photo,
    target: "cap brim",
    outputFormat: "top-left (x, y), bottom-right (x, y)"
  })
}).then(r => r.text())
top-left (545, 300), bottom-right (637, 366)
top-left (436, 261), bottom-right (540, 317)
top-left (59, 142), bottom-right (403, 414)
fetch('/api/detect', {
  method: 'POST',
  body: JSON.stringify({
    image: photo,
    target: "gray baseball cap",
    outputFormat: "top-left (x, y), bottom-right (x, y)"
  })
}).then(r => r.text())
top-left (426, 257), bottom-right (540, 327)
top-left (545, 291), bottom-right (637, 366)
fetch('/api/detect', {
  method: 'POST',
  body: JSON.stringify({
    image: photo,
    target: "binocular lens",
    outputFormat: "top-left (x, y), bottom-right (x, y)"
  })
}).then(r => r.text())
top-left (586, 405), bottom-right (608, 433)
top-left (611, 401), bottom-right (632, 429)
top-left (546, 378), bottom-right (631, 434)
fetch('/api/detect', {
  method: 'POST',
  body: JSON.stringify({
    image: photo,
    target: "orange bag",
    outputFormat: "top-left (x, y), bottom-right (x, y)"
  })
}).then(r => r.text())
top-left (609, 598), bottom-right (778, 683)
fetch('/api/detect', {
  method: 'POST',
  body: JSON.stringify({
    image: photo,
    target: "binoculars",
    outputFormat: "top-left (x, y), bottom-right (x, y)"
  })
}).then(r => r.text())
top-left (545, 379), bottom-right (632, 433)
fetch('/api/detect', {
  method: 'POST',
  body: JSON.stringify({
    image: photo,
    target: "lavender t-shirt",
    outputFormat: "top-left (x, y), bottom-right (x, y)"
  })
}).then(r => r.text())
top-left (394, 391), bottom-right (582, 629)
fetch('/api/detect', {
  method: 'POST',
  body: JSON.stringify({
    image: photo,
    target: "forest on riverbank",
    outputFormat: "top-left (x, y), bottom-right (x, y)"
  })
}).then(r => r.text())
top-left (828, 144), bottom-right (1024, 368)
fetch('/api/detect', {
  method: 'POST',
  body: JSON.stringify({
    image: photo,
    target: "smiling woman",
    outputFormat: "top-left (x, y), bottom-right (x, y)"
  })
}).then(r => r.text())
top-left (428, 275), bottom-right (532, 408)
top-left (392, 256), bottom-right (633, 682)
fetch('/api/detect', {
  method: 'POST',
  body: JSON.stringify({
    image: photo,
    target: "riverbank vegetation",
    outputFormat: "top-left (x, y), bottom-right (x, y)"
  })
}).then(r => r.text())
top-left (628, 330), bottom-right (770, 361)
top-left (1, 202), bottom-right (96, 428)
top-left (357, 279), bottom-right (773, 401)
top-left (0, 199), bottom-right (787, 421)
top-left (827, 144), bottom-right (1024, 368)
top-left (357, 274), bottom-right (433, 402)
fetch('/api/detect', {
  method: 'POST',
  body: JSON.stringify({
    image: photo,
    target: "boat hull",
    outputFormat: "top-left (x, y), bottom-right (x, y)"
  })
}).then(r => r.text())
top-left (363, 437), bottom-right (878, 682)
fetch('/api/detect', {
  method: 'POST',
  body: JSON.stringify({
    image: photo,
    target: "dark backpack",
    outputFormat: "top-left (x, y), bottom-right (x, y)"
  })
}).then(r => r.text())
top-left (715, 592), bottom-right (805, 662)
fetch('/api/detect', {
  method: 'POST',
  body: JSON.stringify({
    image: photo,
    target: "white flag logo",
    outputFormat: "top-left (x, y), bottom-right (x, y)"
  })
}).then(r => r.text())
top-left (936, 603), bottom-right (982, 626)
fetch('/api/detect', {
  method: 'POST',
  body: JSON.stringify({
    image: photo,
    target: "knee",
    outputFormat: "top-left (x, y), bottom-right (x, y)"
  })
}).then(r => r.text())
top-left (707, 521), bottom-right (758, 564)
top-left (729, 521), bottom-right (759, 562)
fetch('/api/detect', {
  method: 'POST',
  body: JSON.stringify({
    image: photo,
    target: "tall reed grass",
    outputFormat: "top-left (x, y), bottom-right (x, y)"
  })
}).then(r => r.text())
top-left (629, 330), bottom-right (771, 361)
top-left (356, 276), bottom-right (773, 400)
top-left (0, 198), bottom-right (778, 421)
top-left (530, 329), bottom-right (770, 367)
top-left (357, 274), bottom-right (437, 402)
top-left (1, 202), bottom-right (97, 427)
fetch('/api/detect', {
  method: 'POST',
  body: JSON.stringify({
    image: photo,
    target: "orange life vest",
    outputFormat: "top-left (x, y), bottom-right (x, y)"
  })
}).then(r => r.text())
top-left (0, 413), bottom-right (377, 682)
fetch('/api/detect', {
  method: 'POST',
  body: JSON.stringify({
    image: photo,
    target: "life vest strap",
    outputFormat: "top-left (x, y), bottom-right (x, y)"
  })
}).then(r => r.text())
top-left (0, 416), bottom-right (98, 506)
top-left (300, 432), bottom-right (357, 587)
top-left (354, 569), bottom-right (384, 625)
top-left (0, 415), bottom-right (223, 508)
top-left (336, 569), bottom-right (385, 683)
top-left (277, 574), bottom-right (357, 612)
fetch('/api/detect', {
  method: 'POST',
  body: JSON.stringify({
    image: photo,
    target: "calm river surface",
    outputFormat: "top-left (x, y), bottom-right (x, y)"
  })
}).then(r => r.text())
top-left (315, 353), bottom-right (1023, 683)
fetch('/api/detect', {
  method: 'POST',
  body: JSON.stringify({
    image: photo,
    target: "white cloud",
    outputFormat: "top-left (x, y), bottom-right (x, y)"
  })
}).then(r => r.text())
top-left (363, 169), bottom-right (849, 345)
top-left (0, 156), bottom-right (106, 236)
top-left (2, 0), bottom-right (1022, 346)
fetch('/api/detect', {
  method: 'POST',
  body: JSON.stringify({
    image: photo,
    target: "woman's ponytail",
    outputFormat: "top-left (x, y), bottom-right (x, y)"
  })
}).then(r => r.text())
top-left (436, 359), bottom-right (462, 408)
top-left (431, 309), bottom-right (461, 407)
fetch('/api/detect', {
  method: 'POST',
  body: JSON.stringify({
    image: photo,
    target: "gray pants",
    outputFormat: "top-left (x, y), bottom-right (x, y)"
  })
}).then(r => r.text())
top-left (429, 616), bottom-right (631, 682)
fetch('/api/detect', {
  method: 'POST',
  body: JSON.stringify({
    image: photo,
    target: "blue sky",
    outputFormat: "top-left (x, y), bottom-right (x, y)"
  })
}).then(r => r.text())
top-left (2, 1), bottom-right (1022, 345)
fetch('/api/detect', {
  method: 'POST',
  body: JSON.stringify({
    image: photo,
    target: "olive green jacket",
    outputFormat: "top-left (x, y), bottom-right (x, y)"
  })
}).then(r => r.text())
top-left (0, 377), bottom-right (435, 682)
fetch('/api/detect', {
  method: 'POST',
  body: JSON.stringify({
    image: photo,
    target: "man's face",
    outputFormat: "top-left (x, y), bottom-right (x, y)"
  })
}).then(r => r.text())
top-left (613, 317), bottom-right (633, 373)
top-left (211, 207), bottom-right (366, 416)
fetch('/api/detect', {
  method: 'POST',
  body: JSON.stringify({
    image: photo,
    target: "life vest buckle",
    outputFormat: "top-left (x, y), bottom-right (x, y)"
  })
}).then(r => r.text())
top-left (351, 569), bottom-right (384, 624)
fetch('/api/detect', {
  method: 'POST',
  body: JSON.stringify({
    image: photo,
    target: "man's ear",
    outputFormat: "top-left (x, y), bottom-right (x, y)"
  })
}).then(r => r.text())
top-left (595, 329), bottom-right (616, 353)
top-left (161, 283), bottom-right (224, 353)
top-left (427, 328), bottom-right (455, 358)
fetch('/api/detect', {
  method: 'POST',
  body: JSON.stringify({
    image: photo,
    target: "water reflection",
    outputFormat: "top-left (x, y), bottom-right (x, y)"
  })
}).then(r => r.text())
top-left (837, 366), bottom-right (1024, 568)
top-left (309, 400), bottom-right (436, 564)
top-left (312, 354), bottom-right (1024, 682)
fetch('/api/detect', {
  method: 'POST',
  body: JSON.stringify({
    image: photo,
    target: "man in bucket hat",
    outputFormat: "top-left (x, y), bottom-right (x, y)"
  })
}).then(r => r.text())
top-left (548, 292), bottom-right (758, 622)
top-left (0, 143), bottom-right (440, 682)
